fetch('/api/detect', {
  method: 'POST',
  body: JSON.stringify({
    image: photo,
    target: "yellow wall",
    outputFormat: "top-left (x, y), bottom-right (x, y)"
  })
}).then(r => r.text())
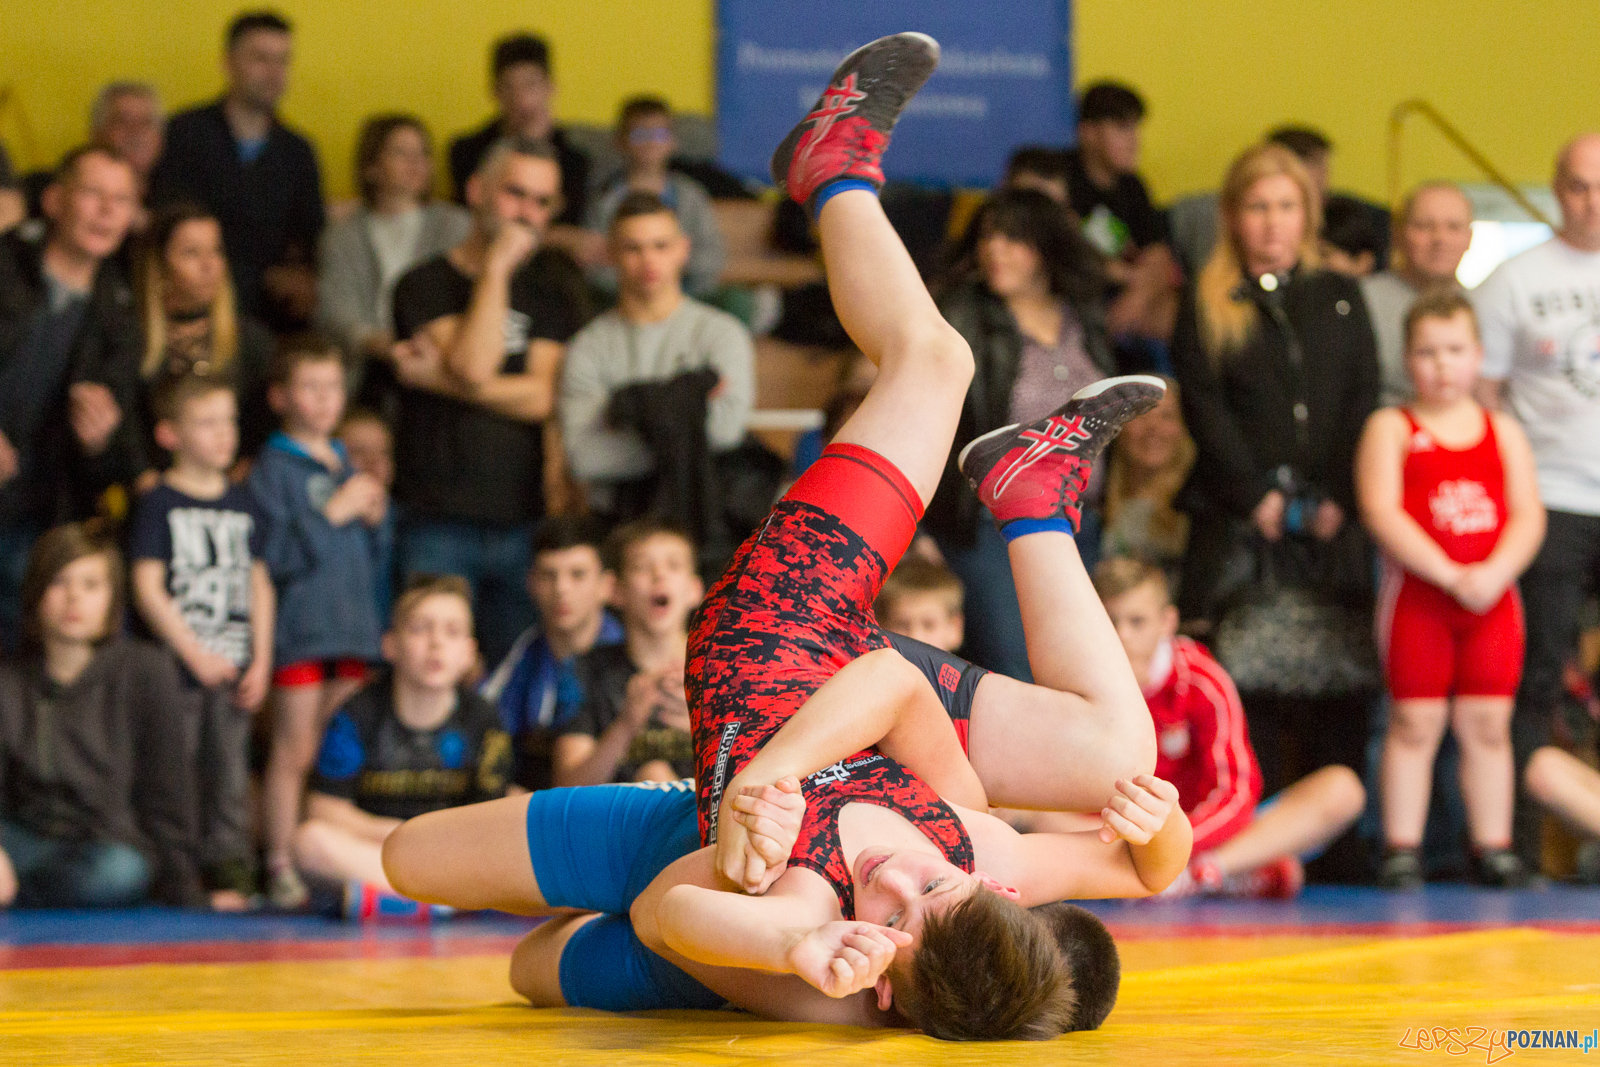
top-left (3, 0), bottom-right (1597, 203)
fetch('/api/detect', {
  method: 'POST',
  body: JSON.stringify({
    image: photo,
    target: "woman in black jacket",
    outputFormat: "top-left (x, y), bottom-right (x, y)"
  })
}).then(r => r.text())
top-left (927, 188), bottom-right (1112, 680)
top-left (1172, 143), bottom-right (1379, 814)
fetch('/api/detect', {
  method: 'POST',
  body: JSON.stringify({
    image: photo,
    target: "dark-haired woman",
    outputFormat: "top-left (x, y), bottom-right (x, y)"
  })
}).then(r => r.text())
top-left (317, 115), bottom-right (469, 382)
top-left (927, 188), bottom-right (1114, 680)
top-left (0, 524), bottom-right (203, 908)
top-left (135, 202), bottom-right (275, 467)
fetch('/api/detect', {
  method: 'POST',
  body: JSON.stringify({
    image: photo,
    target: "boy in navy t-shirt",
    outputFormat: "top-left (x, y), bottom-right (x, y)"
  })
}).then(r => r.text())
top-left (129, 374), bottom-right (274, 906)
top-left (295, 576), bottom-right (511, 917)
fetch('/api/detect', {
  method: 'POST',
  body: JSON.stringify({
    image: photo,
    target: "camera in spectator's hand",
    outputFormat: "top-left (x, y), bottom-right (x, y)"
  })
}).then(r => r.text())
top-left (1282, 493), bottom-right (1324, 537)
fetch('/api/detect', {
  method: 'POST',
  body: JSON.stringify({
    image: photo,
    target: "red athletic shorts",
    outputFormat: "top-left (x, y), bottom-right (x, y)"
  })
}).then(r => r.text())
top-left (273, 658), bottom-right (370, 688)
top-left (688, 442), bottom-right (923, 842)
top-left (1379, 572), bottom-right (1524, 700)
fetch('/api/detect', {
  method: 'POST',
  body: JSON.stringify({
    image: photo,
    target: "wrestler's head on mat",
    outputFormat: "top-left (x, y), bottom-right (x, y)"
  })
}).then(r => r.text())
top-left (851, 850), bottom-right (1119, 1038)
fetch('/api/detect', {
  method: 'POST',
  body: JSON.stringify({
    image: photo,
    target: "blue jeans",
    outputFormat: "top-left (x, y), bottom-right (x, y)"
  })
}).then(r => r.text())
top-left (398, 519), bottom-right (536, 667)
top-left (0, 521), bottom-right (41, 655)
top-left (1, 820), bottom-right (150, 908)
top-left (933, 516), bottom-right (1033, 683)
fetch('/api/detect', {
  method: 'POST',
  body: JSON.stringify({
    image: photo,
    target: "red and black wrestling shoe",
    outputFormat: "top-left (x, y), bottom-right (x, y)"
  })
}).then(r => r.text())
top-left (769, 32), bottom-right (940, 213)
top-left (959, 375), bottom-right (1167, 532)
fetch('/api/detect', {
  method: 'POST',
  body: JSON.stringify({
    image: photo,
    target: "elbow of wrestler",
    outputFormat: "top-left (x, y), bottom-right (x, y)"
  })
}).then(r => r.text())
top-left (380, 818), bottom-right (429, 902)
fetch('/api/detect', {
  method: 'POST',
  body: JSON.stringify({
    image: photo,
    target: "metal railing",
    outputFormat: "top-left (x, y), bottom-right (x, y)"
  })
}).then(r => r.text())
top-left (1387, 99), bottom-right (1552, 226)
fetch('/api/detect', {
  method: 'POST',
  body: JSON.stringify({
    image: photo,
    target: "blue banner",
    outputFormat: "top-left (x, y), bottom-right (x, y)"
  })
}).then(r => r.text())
top-left (716, 1), bottom-right (1073, 189)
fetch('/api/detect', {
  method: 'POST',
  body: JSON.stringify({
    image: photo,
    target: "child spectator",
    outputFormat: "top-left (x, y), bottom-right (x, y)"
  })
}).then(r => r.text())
top-left (874, 556), bottom-right (965, 654)
top-left (1003, 145), bottom-right (1072, 205)
top-left (479, 517), bottom-right (622, 793)
top-left (336, 408), bottom-right (398, 628)
top-left (586, 96), bottom-right (726, 297)
top-left (249, 338), bottom-right (388, 910)
top-left (0, 524), bottom-right (203, 909)
top-left (294, 575), bottom-right (510, 916)
top-left (1097, 557), bottom-right (1365, 897)
top-left (1356, 288), bottom-right (1546, 889)
top-left (552, 520), bottom-right (701, 786)
top-left (1100, 377), bottom-right (1194, 581)
top-left (128, 375), bottom-right (274, 904)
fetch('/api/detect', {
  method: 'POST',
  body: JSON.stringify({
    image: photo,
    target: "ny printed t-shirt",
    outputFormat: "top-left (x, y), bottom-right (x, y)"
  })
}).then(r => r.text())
top-left (309, 668), bottom-right (512, 821)
top-left (128, 483), bottom-right (265, 668)
top-left (1474, 238), bottom-right (1600, 515)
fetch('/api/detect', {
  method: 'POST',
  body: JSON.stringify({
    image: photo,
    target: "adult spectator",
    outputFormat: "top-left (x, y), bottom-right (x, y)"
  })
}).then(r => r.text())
top-left (448, 34), bottom-right (593, 261)
top-left (389, 136), bottom-right (587, 666)
top-left (1003, 145), bottom-right (1071, 204)
top-left (1066, 82), bottom-right (1181, 352)
top-left (89, 82), bottom-right (165, 234)
top-left (585, 97), bottom-right (726, 298)
top-left (0, 524), bottom-right (203, 908)
top-left (560, 192), bottom-right (752, 519)
top-left (1171, 143), bottom-right (1379, 819)
top-left (317, 115), bottom-right (469, 376)
top-left (0, 144), bottom-right (22, 233)
top-left (1473, 133), bottom-right (1600, 868)
top-left (149, 10), bottom-right (324, 330)
top-left (928, 188), bottom-right (1112, 681)
top-left (1361, 182), bottom-right (1475, 405)
top-left (1100, 377), bottom-right (1195, 584)
top-left (1168, 126), bottom-right (1391, 278)
top-left (0, 147), bottom-right (143, 649)
top-left (135, 202), bottom-right (275, 467)
top-left (1319, 195), bottom-right (1384, 278)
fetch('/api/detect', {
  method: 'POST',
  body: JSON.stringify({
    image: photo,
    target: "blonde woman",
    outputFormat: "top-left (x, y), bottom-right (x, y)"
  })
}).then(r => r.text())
top-left (1101, 378), bottom-right (1194, 578)
top-left (136, 202), bottom-right (274, 467)
top-left (1170, 144), bottom-right (1380, 848)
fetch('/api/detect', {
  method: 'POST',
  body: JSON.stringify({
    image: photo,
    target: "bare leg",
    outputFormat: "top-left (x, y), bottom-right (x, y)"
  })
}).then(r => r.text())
top-left (819, 189), bottom-right (973, 506)
top-left (1381, 698), bottom-right (1449, 847)
top-left (510, 914), bottom-right (600, 1006)
top-left (382, 795), bottom-right (562, 914)
top-left (1453, 696), bottom-right (1516, 848)
top-left (967, 533), bottom-right (1156, 811)
top-left (1209, 766), bottom-right (1365, 876)
top-left (291, 819), bottom-right (392, 889)
top-left (1525, 746), bottom-right (1600, 837)
top-left (263, 679), bottom-right (365, 868)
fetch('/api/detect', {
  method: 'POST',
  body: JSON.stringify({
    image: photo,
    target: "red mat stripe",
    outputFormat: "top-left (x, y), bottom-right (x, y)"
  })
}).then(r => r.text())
top-left (0, 935), bottom-right (527, 970)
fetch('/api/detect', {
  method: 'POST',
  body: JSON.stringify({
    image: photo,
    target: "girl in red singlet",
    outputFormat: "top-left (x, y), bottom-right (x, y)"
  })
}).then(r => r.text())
top-left (1355, 289), bottom-right (1546, 889)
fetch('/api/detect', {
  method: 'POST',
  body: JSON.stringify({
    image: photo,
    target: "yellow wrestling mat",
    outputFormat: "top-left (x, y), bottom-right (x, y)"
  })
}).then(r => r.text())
top-left (5, 930), bottom-right (1600, 1065)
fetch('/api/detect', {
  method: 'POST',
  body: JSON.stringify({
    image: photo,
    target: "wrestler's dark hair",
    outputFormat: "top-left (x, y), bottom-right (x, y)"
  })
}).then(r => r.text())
top-left (894, 887), bottom-right (1076, 1040)
top-left (1033, 901), bottom-right (1121, 1030)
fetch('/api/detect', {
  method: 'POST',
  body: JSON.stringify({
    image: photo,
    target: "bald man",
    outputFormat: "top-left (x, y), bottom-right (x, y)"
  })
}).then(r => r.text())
top-left (1360, 182), bottom-right (1475, 405)
top-left (1471, 132), bottom-right (1600, 869)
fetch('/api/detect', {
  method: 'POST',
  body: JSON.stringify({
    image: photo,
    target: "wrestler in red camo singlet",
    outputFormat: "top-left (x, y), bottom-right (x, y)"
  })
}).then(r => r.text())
top-left (1379, 409), bottom-right (1525, 700)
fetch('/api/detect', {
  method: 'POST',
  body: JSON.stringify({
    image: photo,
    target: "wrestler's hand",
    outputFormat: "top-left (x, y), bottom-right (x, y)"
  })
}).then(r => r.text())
top-left (786, 921), bottom-right (912, 999)
top-left (1097, 775), bottom-right (1180, 846)
top-left (716, 775), bottom-right (805, 894)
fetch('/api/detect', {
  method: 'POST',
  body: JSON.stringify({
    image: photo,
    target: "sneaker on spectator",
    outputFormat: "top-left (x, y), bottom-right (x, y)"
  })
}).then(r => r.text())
top-left (960, 376), bottom-right (1166, 532)
top-left (1575, 840), bottom-right (1600, 884)
top-left (342, 880), bottom-right (455, 922)
top-left (1378, 848), bottom-right (1424, 891)
top-left (1158, 854), bottom-right (1223, 898)
top-left (1471, 848), bottom-right (1530, 889)
top-left (1221, 856), bottom-right (1304, 899)
top-left (770, 32), bottom-right (940, 213)
top-left (266, 864), bottom-right (309, 911)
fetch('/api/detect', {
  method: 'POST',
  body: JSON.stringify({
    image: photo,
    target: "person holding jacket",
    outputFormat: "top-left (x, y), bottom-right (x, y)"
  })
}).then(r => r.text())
top-left (927, 188), bottom-right (1112, 680)
top-left (1171, 143), bottom-right (1380, 826)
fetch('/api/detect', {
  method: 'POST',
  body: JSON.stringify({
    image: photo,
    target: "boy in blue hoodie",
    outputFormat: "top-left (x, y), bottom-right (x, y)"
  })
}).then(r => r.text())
top-left (249, 336), bottom-right (387, 908)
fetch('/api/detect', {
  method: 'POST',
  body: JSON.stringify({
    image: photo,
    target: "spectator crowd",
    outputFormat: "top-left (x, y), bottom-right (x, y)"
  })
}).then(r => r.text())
top-left (2, 10), bottom-right (1599, 916)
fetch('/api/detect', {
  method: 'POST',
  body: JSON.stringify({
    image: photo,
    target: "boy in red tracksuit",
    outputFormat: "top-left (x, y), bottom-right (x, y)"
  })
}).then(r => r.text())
top-left (1096, 557), bottom-right (1366, 896)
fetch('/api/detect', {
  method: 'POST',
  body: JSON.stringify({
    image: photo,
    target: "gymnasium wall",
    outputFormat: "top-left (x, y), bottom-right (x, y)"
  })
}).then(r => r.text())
top-left (3, 0), bottom-right (1597, 203)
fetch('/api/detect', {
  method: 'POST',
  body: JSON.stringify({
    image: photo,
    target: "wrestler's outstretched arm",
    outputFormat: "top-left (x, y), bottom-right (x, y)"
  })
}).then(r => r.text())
top-left (629, 846), bottom-right (909, 1000)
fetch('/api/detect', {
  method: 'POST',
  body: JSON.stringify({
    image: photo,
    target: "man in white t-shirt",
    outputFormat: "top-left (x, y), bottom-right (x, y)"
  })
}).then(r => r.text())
top-left (1472, 132), bottom-right (1600, 866)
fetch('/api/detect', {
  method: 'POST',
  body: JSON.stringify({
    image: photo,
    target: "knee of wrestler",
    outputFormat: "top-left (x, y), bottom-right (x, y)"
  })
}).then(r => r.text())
top-left (510, 922), bottom-right (573, 1006)
top-left (1523, 746), bottom-right (1565, 804)
top-left (380, 818), bottom-right (427, 900)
